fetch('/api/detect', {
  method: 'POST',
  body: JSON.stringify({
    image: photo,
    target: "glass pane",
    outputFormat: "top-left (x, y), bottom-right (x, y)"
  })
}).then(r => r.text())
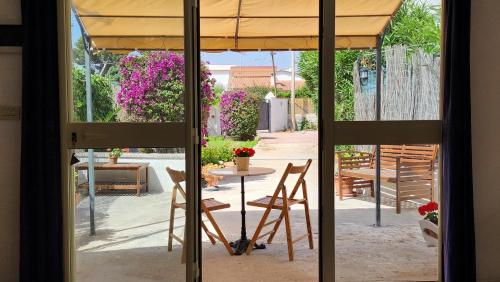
top-left (71, 147), bottom-right (186, 282)
top-left (334, 0), bottom-right (441, 121)
top-left (200, 0), bottom-right (319, 276)
top-left (334, 144), bottom-right (439, 281)
top-left (70, 0), bottom-right (192, 124)
top-left (201, 133), bottom-right (319, 281)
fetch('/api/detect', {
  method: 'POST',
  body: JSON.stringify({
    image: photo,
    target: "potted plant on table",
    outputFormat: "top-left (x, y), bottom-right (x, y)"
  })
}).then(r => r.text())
top-left (233, 147), bottom-right (255, 171)
top-left (108, 148), bottom-right (123, 164)
top-left (418, 201), bottom-right (439, 247)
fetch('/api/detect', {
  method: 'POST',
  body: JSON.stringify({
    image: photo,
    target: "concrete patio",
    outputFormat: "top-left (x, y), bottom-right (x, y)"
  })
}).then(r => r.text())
top-left (75, 131), bottom-right (438, 282)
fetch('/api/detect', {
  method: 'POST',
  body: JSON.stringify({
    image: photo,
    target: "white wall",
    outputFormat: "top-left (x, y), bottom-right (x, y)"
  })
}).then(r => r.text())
top-left (471, 1), bottom-right (500, 281)
top-left (275, 70), bottom-right (304, 82)
top-left (210, 70), bottom-right (230, 89)
top-left (0, 47), bottom-right (21, 282)
top-left (269, 98), bottom-right (288, 132)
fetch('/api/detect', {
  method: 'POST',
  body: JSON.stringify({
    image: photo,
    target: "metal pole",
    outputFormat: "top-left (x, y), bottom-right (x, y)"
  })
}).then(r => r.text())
top-left (270, 51), bottom-right (278, 95)
top-left (85, 48), bottom-right (96, 236)
top-left (375, 37), bottom-right (383, 227)
top-left (240, 176), bottom-right (246, 241)
top-left (290, 51), bottom-right (297, 131)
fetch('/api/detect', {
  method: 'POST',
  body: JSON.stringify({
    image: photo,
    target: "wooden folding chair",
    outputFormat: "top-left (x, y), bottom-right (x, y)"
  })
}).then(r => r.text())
top-left (336, 151), bottom-right (374, 200)
top-left (246, 159), bottom-right (313, 261)
top-left (166, 167), bottom-right (234, 263)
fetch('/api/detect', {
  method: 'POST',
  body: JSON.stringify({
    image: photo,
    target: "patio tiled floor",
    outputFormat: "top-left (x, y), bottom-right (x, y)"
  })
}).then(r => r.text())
top-left (75, 131), bottom-right (437, 282)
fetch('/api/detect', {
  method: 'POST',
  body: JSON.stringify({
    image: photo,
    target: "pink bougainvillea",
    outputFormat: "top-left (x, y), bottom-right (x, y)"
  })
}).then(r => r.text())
top-left (220, 90), bottom-right (259, 140)
top-left (116, 51), bottom-right (215, 144)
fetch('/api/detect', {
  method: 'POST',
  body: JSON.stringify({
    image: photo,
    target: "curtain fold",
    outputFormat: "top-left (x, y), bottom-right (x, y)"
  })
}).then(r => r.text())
top-left (442, 0), bottom-right (476, 281)
top-left (20, 0), bottom-right (63, 281)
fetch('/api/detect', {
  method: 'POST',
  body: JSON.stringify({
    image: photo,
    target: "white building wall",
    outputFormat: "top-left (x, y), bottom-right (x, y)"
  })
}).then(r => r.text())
top-left (210, 70), bottom-right (230, 89)
top-left (269, 98), bottom-right (288, 132)
top-left (275, 69), bottom-right (304, 82)
top-left (207, 65), bottom-right (232, 90)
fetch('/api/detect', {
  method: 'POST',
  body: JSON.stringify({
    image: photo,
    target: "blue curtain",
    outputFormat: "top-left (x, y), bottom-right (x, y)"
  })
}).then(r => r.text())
top-left (442, 0), bottom-right (476, 281)
top-left (20, 0), bottom-right (63, 281)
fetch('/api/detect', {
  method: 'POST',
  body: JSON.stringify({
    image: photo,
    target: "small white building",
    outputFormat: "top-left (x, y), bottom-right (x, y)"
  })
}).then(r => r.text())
top-left (207, 64), bottom-right (234, 89)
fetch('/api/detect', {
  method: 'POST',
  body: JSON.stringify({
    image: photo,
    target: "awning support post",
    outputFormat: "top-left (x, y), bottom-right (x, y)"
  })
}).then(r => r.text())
top-left (84, 44), bottom-right (96, 236)
top-left (290, 51), bottom-right (297, 131)
top-left (73, 5), bottom-right (96, 236)
top-left (375, 36), bottom-right (383, 227)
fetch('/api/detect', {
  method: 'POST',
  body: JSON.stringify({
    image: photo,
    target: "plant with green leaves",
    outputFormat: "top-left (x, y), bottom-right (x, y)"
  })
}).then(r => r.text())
top-left (72, 66), bottom-right (118, 122)
top-left (201, 137), bottom-right (258, 165)
top-left (72, 37), bottom-right (122, 79)
top-left (108, 148), bottom-right (123, 158)
top-left (298, 50), bottom-right (359, 120)
top-left (298, 118), bottom-right (317, 131)
top-left (220, 90), bottom-right (259, 141)
top-left (297, 0), bottom-right (440, 121)
top-left (201, 143), bottom-right (234, 165)
top-left (294, 86), bottom-right (315, 99)
top-left (245, 86), bottom-right (290, 99)
top-left (383, 0), bottom-right (440, 54)
top-left (211, 85), bottom-right (225, 105)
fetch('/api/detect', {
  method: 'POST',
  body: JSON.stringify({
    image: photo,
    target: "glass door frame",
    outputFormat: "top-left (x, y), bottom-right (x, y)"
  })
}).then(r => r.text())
top-left (57, 0), bottom-right (201, 280)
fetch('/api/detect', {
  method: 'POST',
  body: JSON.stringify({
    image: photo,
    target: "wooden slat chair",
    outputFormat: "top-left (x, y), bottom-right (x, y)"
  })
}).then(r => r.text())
top-left (245, 159), bottom-right (313, 261)
top-left (376, 144), bottom-right (437, 169)
top-left (166, 167), bottom-right (234, 263)
top-left (336, 151), bottom-right (374, 200)
top-left (374, 144), bottom-right (437, 213)
top-left (337, 145), bottom-right (438, 213)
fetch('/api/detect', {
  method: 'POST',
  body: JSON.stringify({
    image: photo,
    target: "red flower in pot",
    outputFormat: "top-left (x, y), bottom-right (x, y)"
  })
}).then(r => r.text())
top-left (234, 147), bottom-right (255, 158)
top-left (233, 147), bottom-right (255, 171)
top-left (418, 201), bottom-right (439, 225)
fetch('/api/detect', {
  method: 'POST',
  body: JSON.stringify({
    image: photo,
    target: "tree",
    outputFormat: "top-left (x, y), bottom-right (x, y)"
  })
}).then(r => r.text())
top-left (72, 37), bottom-right (122, 78)
top-left (72, 66), bottom-right (117, 122)
top-left (383, 0), bottom-right (440, 54)
top-left (297, 0), bottom-right (440, 121)
top-left (298, 50), bottom-right (359, 120)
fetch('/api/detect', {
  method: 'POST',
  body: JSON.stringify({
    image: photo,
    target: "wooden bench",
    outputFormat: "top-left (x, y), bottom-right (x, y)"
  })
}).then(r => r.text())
top-left (337, 145), bottom-right (438, 213)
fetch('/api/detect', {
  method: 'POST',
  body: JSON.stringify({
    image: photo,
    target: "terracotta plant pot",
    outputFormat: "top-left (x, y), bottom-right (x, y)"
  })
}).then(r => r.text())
top-left (109, 157), bottom-right (118, 165)
top-left (234, 157), bottom-right (250, 171)
top-left (419, 219), bottom-right (438, 247)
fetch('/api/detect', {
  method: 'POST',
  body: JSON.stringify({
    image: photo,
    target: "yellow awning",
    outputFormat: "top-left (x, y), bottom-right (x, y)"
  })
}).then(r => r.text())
top-left (73, 0), bottom-right (403, 52)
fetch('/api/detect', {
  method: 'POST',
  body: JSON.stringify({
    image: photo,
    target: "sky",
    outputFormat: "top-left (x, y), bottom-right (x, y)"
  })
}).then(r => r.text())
top-left (71, 0), bottom-right (441, 69)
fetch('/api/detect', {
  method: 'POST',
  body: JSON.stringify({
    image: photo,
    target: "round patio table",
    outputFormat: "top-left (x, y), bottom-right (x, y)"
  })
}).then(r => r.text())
top-left (208, 166), bottom-right (276, 255)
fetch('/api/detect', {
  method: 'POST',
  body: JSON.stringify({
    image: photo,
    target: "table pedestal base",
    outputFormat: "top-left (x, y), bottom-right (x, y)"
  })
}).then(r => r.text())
top-left (230, 239), bottom-right (266, 255)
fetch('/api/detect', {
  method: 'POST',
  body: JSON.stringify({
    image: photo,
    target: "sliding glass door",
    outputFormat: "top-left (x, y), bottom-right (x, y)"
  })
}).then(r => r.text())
top-left (60, 0), bottom-right (443, 281)
top-left (322, 0), bottom-right (443, 281)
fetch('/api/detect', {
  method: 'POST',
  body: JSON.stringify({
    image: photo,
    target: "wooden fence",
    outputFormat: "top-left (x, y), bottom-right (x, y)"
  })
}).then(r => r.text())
top-left (353, 45), bottom-right (440, 121)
